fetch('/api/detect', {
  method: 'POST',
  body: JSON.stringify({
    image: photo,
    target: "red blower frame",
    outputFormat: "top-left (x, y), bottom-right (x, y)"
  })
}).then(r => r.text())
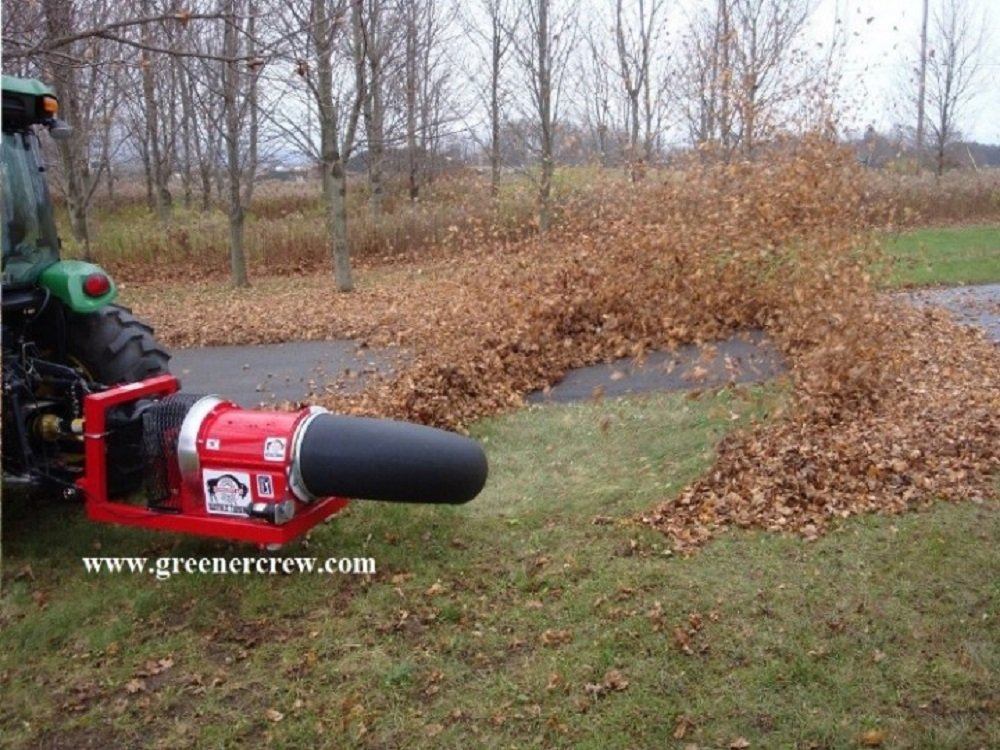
top-left (77, 375), bottom-right (348, 545)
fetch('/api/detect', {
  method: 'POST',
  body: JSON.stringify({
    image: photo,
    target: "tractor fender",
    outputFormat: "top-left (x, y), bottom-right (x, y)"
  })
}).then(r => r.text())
top-left (38, 260), bottom-right (117, 313)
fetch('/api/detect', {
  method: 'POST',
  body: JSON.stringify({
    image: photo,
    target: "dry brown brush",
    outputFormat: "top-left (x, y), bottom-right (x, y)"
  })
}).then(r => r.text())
top-left (863, 168), bottom-right (1000, 227)
top-left (90, 172), bottom-right (543, 282)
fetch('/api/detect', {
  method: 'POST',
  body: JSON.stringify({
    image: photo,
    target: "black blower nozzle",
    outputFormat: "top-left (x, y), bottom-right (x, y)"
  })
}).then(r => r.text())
top-left (294, 414), bottom-right (488, 505)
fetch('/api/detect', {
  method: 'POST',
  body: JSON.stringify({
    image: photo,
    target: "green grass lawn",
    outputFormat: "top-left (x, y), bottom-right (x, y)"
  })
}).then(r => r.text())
top-left (881, 224), bottom-right (1000, 287)
top-left (2, 385), bottom-right (997, 749)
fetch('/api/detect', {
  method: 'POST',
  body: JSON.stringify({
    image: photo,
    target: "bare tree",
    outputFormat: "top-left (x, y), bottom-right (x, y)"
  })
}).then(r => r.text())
top-left (510, 0), bottom-right (577, 233)
top-left (281, 0), bottom-right (366, 291)
top-left (219, 0), bottom-right (262, 287)
top-left (678, 0), bottom-right (813, 158)
top-left (355, 0), bottom-right (397, 221)
top-left (321, 0), bottom-right (364, 290)
top-left (580, 24), bottom-right (617, 166)
top-left (139, 0), bottom-right (175, 224)
top-left (4, 0), bottom-right (260, 254)
top-left (614, 0), bottom-right (664, 177)
top-left (402, 0), bottom-right (423, 201)
top-left (36, 0), bottom-right (133, 259)
top-left (923, 0), bottom-right (987, 174)
top-left (3, 6), bottom-right (232, 62)
top-left (730, 0), bottom-right (812, 156)
top-left (678, 0), bottom-right (736, 153)
top-left (915, 0), bottom-right (930, 153)
top-left (460, 0), bottom-right (515, 202)
top-left (174, 26), bottom-right (198, 210)
top-left (180, 38), bottom-right (227, 213)
top-left (398, 0), bottom-right (442, 200)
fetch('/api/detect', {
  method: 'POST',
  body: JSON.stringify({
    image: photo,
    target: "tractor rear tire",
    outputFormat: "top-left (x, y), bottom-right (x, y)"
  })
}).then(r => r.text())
top-left (66, 304), bottom-right (171, 498)
top-left (66, 304), bottom-right (170, 385)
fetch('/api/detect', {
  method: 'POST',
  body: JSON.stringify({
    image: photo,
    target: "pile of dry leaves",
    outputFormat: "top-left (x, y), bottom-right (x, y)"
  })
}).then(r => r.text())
top-left (642, 303), bottom-right (999, 550)
top-left (137, 135), bottom-right (999, 549)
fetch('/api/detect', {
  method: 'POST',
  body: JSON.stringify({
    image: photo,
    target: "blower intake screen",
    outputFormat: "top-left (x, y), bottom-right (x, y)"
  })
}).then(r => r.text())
top-left (141, 393), bottom-right (204, 510)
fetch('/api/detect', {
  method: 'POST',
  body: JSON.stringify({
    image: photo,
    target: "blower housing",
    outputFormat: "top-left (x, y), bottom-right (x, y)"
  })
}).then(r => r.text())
top-left (77, 375), bottom-right (488, 545)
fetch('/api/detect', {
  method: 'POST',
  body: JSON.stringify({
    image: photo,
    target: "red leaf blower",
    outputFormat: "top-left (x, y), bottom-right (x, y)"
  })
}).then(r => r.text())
top-left (77, 375), bottom-right (488, 545)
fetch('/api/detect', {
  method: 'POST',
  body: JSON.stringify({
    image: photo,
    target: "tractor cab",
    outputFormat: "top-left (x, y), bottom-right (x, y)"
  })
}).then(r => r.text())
top-left (1, 75), bottom-right (70, 288)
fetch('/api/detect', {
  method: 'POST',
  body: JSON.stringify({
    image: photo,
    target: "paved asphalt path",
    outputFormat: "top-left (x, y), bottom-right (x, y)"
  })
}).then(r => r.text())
top-left (170, 330), bottom-right (787, 408)
top-left (170, 340), bottom-right (399, 407)
top-left (171, 284), bottom-right (999, 407)
top-left (903, 283), bottom-right (1000, 345)
top-left (527, 329), bottom-right (785, 404)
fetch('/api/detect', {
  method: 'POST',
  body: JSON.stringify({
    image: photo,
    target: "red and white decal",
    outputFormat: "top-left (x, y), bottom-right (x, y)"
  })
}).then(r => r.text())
top-left (263, 436), bottom-right (287, 462)
top-left (203, 469), bottom-right (253, 516)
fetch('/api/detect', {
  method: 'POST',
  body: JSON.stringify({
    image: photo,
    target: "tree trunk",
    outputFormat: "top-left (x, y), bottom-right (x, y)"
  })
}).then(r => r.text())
top-left (105, 164), bottom-right (115, 204)
top-left (329, 166), bottom-right (352, 291)
top-left (199, 163), bottom-right (213, 212)
top-left (223, 0), bottom-right (249, 288)
top-left (361, 0), bottom-right (385, 221)
top-left (228, 202), bottom-right (248, 287)
top-left (316, 0), bottom-right (353, 292)
top-left (141, 139), bottom-right (154, 209)
top-left (179, 64), bottom-right (194, 210)
top-left (140, 1), bottom-right (171, 225)
top-left (537, 0), bottom-right (552, 234)
top-left (42, 0), bottom-right (92, 259)
top-left (539, 154), bottom-right (553, 234)
top-left (718, 0), bottom-right (732, 152)
top-left (405, 4), bottom-right (420, 202)
top-left (916, 0), bottom-right (929, 155)
top-left (490, 12), bottom-right (502, 204)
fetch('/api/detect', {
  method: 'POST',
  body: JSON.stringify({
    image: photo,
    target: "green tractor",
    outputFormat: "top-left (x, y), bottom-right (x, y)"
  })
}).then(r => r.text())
top-left (2, 75), bottom-right (170, 497)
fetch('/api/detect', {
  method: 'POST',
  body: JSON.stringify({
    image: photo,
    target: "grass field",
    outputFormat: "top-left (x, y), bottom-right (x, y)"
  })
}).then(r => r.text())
top-left (881, 224), bottom-right (1000, 287)
top-left (2, 386), bottom-right (998, 749)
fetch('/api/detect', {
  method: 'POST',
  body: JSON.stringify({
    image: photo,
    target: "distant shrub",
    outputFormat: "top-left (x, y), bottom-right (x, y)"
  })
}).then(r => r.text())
top-left (862, 168), bottom-right (1000, 227)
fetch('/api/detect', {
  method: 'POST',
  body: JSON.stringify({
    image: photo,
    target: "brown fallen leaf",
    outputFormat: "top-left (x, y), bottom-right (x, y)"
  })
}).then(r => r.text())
top-left (601, 668), bottom-right (629, 692)
top-left (673, 626), bottom-right (693, 653)
top-left (860, 729), bottom-right (886, 746)
top-left (425, 581), bottom-right (447, 596)
top-left (129, 137), bottom-right (999, 565)
top-left (540, 628), bottom-right (573, 647)
top-left (673, 714), bottom-right (695, 739)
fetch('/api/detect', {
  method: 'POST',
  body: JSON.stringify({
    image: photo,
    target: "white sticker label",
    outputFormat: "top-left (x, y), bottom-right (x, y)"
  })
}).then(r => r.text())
top-left (256, 474), bottom-right (275, 499)
top-left (263, 437), bottom-right (287, 462)
top-left (203, 469), bottom-right (253, 516)
top-left (206, 438), bottom-right (221, 450)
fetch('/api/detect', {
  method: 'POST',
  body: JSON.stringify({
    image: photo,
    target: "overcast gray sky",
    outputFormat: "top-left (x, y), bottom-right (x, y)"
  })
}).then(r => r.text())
top-left (808, 0), bottom-right (1000, 142)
